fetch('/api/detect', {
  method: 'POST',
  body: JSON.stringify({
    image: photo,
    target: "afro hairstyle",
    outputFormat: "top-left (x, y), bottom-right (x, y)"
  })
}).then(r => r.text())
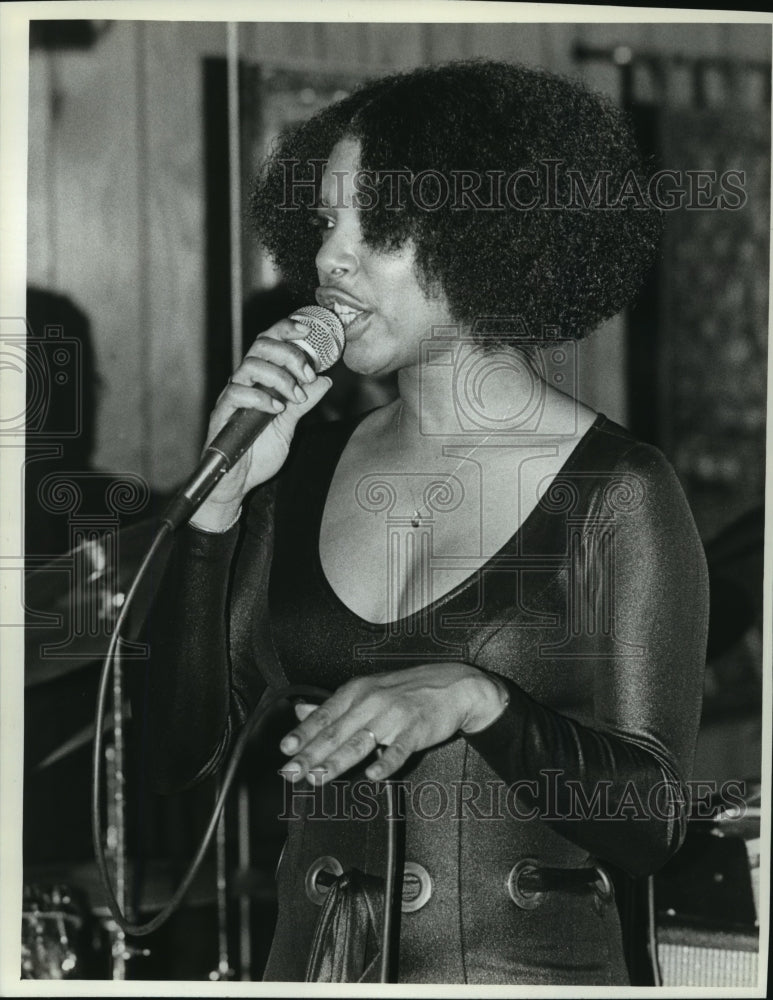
top-left (250, 59), bottom-right (662, 348)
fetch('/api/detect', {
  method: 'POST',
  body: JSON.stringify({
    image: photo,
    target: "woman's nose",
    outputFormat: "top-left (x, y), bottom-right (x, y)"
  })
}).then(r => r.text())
top-left (315, 228), bottom-right (359, 281)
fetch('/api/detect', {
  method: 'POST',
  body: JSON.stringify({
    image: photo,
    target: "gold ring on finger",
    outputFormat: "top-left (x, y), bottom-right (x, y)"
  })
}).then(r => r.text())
top-left (362, 728), bottom-right (379, 749)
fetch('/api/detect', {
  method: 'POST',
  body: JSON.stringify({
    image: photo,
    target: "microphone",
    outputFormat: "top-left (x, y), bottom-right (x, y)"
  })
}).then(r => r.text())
top-left (162, 305), bottom-right (345, 530)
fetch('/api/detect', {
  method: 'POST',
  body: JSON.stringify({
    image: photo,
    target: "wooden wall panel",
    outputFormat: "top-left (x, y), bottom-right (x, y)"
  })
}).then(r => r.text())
top-left (368, 23), bottom-right (426, 68)
top-left (269, 22), bottom-right (318, 65)
top-left (313, 22), bottom-right (376, 70)
top-left (722, 22), bottom-right (771, 60)
top-left (422, 23), bottom-right (469, 63)
top-left (561, 27), bottom-right (627, 421)
top-left (139, 21), bottom-right (226, 489)
top-left (574, 22), bottom-right (625, 100)
top-left (42, 26), bottom-right (145, 476)
top-left (537, 22), bottom-right (579, 76)
top-left (244, 22), bottom-right (290, 64)
top-left (467, 22), bottom-right (547, 66)
top-left (27, 55), bottom-right (53, 288)
top-left (244, 22), bottom-right (425, 73)
top-left (645, 22), bottom-right (769, 59)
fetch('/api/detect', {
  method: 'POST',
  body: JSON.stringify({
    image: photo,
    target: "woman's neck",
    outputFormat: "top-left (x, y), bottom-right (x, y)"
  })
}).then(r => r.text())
top-left (395, 341), bottom-right (542, 442)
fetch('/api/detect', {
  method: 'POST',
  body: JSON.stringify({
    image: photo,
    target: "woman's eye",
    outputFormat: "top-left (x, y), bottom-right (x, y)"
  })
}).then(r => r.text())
top-left (309, 214), bottom-right (334, 232)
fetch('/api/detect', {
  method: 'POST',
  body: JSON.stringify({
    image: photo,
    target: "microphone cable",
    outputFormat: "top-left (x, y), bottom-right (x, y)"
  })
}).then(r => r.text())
top-left (646, 873), bottom-right (663, 986)
top-left (90, 520), bottom-right (401, 979)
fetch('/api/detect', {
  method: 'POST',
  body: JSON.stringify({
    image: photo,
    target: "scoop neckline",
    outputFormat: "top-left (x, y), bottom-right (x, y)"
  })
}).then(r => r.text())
top-left (312, 410), bottom-right (608, 631)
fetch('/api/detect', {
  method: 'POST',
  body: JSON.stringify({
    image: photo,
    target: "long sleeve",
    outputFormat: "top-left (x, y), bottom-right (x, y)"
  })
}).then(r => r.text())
top-left (136, 483), bottom-right (276, 794)
top-left (465, 441), bottom-right (709, 877)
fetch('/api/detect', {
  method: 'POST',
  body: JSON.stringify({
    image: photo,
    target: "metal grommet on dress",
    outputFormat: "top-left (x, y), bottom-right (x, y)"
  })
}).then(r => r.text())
top-left (305, 856), bottom-right (343, 906)
top-left (507, 858), bottom-right (547, 910)
top-left (401, 861), bottom-right (433, 913)
top-left (592, 863), bottom-right (614, 914)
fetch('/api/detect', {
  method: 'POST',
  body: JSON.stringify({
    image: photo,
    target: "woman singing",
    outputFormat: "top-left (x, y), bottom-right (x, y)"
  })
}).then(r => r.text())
top-left (145, 60), bottom-right (708, 984)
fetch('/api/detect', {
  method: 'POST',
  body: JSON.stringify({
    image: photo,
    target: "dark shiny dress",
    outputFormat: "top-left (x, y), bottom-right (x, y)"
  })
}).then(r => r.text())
top-left (146, 412), bottom-right (708, 984)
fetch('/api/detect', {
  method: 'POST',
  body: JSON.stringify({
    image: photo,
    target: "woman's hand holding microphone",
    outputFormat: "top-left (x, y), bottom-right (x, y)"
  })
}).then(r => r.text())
top-left (189, 316), bottom-right (334, 532)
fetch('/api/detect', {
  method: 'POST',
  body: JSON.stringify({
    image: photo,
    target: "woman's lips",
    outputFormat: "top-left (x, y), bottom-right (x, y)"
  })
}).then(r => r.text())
top-left (340, 308), bottom-right (370, 341)
top-left (331, 301), bottom-right (366, 329)
top-left (315, 290), bottom-right (372, 340)
top-left (316, 286), bottom-right (368, 312)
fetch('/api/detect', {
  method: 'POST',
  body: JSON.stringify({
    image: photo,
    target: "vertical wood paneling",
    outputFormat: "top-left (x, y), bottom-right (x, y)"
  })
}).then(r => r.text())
top-left (277, 22), bottom-right (318, 64)
top-left (369, 24), bottom-right (425, 68)
top-left (354, 21), bottom-right (375, 68)
top-left (428, 22), bottom-right (476, 61)
top-left (246, 21), bottom-right (425, 72)
top-left (722, 23), bottom-right (772, 60)
top-left (46, 24), bottom-right (144, 477)
top-left (140, 22), bottom-right (226, 489)
top-left (27, 54), bottom-right (53, 288)
top-left (538, 22), bottom-right (578, 75)
top-left (246, 21), bottom-right (289, 64)
top-left (468, 22), bottom-right (547, 67)
top-left (649, 22), bottom-right (723, 57)
top-left (314, 22), bottom-right (379, 72)
top-left (424, 23), bottom-right (470, 62)
top-left (574, 23), bottom-right (622, 101)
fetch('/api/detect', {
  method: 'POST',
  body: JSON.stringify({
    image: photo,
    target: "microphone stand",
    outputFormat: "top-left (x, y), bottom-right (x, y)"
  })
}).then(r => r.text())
top-left (208, 798), bottom-right (234, 981)
top-left (104, 650), bottom-right (127, 980)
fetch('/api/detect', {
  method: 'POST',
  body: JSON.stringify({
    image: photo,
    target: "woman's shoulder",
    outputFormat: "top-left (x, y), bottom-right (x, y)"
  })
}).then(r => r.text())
top-left (588, 413), bottom-right (680, 484)
top-left (585, 415), bottom-right (703, 548)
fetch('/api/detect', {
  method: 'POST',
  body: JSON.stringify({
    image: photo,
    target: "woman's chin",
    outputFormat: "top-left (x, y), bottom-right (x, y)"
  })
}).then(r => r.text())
top-left (342, 342), bottom-right (392, 377)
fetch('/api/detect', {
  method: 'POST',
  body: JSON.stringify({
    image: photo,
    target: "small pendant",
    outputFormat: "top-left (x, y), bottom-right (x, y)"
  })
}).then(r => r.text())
top-left (411, 511), bottom-right (421, 528)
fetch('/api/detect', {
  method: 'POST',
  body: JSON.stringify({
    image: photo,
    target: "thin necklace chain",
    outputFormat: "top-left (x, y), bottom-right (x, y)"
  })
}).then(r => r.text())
top-left (395, 402), bottom-right (502, 528)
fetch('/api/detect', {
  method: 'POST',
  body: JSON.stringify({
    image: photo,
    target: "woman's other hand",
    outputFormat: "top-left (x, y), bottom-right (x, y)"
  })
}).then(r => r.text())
top-left (279, 664), bottom-right (509, 784)
top-left (191, 318), bottom-right (333, 530)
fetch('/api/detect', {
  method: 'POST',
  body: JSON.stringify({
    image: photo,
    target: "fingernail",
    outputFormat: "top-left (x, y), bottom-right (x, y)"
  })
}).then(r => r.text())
top-left (294, 322), bottom-right (311, 335)
top-left (281, 735), bottom-right (299, 754)
top-left (272, 398), bottom-right (285, 412)
top-left (280, 763), bottom-right (301, 781)
top-left (294, 385), bottom-right (307, 403)
top-left (303, 364), bottom-right (316, 383)
top-left (366, 764), bottom-right (383, 780)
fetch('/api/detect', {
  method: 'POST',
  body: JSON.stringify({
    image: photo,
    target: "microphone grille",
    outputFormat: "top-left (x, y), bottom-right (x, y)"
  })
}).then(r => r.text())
top-left (290, 306), bottom-right (345, 372)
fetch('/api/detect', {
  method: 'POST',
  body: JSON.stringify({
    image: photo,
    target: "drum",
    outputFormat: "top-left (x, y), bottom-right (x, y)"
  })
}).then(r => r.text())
top-left (21, 884), bottom-right (86, 979)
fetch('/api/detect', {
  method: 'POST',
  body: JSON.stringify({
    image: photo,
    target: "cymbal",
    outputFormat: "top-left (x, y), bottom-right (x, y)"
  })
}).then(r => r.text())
top-left (25, 518), bottom-right (172, 687)
top-left (24, 859), bottom-right (218, 917)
